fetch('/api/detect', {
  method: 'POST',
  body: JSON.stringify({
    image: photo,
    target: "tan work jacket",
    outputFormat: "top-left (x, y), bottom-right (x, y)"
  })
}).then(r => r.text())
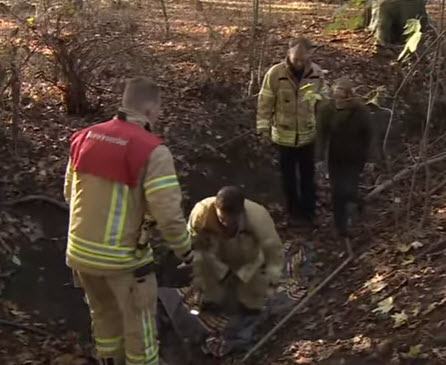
top-left (64, 120), bottom-right (191, 275)
top-left (257, 60), bottom-right (328, 147)
top-left (188, 197), bottom-right (284, 284)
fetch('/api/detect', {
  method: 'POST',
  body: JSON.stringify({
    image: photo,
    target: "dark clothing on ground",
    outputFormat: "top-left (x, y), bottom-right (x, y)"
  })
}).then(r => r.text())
top-left (277, 143), bottom-right (316, 220)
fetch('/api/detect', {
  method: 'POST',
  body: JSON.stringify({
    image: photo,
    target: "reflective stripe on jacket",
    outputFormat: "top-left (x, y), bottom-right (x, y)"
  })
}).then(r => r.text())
top-left (64, 121), bottom-right (191, 273)
top-left (257, 61), bottom-right (328, 148)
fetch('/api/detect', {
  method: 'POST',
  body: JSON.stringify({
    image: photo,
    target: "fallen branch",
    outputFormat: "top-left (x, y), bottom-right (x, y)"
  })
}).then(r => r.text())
top-left (0, 318), bottom-right (52, 337)
top-left (1, 195), bottom-right (68, 211)
top-left (0, 238), bottom-right (13, 254)
top-left (429, 177), bottom-right (446, 195)
top-left (242, 253), bottom-right (353, 362)
top-left (365, 153), bottom-right (446, 202)
top-left (0, 269), bottom-right (17, 278)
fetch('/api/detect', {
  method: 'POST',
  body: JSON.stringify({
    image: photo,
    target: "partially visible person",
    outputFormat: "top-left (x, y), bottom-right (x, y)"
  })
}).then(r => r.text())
top-left (64, 76), bottom-right (193, 365)
top-left (188, 186), bottom-right (284, 314)
top-left (316, 77), bottom-right (377, 237)
top-left (257, 36), bottom-right (328, 226)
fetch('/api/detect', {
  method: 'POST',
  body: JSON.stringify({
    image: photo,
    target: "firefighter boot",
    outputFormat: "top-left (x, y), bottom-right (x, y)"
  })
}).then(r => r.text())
top-left (98, 357), bottom-right (124, 365)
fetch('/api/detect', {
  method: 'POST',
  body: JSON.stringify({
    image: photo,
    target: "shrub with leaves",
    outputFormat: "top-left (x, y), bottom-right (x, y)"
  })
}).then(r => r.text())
top-left (326, 0), bottom-right (369, 31)
top-left (26, 1), bottom-right (141, 115)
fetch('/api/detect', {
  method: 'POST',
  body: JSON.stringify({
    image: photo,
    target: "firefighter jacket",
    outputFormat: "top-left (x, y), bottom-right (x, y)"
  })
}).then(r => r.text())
top-left (188, 197), bottom-right (284, 285)
top-left (257, 60), bottom-right (328, 148)
top-left (64, 115), bottom-right (191, 274)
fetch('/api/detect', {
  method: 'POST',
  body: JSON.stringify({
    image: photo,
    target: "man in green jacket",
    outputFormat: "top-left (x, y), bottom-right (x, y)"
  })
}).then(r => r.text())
top-left (257, 36), bottom-right (327, 225)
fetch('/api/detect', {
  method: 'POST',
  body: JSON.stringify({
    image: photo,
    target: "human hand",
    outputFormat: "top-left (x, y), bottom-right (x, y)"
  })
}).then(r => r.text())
top-left (180, 249), bottom-right (193, 266)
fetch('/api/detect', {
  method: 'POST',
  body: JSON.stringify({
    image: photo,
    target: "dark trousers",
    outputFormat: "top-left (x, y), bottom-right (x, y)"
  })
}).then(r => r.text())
top-left (277, 143), bottom-right (316, 219)
top-left (328, 162), bottom-right (364, 235)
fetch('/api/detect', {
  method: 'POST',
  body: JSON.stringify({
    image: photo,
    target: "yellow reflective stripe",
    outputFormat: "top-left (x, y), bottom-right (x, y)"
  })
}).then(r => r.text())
top-left (67, 244), bottom-right (153, 269)
top-left (96, 336), bottom-right (123, 355)
top-left (164, 230), bottom-right (190, 250)
top-left (104, 184), bottom-right (119, 244)
top-left (126, 310), bottom-right (158, 365)
top-left (97, 347), bottom-right (118, 353)
top-left (146, 309), bottom-right (157, 358)
top-left (127, 353), bottom-right (145, 361)
top-left (126, 355), bottom-right (158, 365)
top-left (260, 88), bottom-right (275, 97)
top-left (142, 309), bottom-right (149, 359)
top-left (69, 243), bottom-right (132, 262)
top-left (144, 174), bottom-right (176, 188)
top-left (103, 184), bottom-right (129, 246)
top-left (144, 174), bottom-right (179, 195)
top-left (116, 185), bottom-right (129, 246)
top-left (67, 250), bottom-right (153, 269)
top-left (146, 182), bottom-right (179, 196)
top-left (272, 126), bottom-right (295, 145)
top-left (257, 119), bottom-right (270, 130)
top-left (96, 336), bottom-right (123, 344)
top-left (70, 234), bottom-right (135, 254)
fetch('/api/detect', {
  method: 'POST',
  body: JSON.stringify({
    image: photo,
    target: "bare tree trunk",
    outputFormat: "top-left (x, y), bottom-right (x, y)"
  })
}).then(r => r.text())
top-left (369, 0), bottom-right (427, 45)
top-left (159, 0), bottom-right (170, 38)
top-left (11, 47), bottom-right (20, 154)
top-left (257, 0), bottom-right (271, 88)
top-left (65, 72), bottom-right (89, 115)
top-left (247, 0), bottom-right (261, 97)
top-left (194, 0), bottom-right (203, 11)
top-left (418, 0), bottom-right (445, 228)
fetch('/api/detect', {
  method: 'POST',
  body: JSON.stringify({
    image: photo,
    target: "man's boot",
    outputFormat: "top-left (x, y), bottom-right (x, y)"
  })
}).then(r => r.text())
top-left (98, 357), bottom-right (124, 365)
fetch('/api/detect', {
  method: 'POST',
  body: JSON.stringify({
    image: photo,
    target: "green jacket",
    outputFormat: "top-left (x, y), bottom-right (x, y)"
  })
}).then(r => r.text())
top-left (257, 60), bottom-right (328, 147)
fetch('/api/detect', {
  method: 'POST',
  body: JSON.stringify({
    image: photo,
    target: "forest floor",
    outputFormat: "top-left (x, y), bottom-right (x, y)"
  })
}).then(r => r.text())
top-left (1, 0), bottom-right (446, 364)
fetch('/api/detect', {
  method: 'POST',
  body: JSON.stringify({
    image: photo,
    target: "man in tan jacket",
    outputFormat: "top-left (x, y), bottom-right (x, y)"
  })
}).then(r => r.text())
top-left (64, 77), bottom-right (192, 365)
top-left (257, 36), bottom-right (328, 226)
top-left (188, 186), bottom-right (283, 313)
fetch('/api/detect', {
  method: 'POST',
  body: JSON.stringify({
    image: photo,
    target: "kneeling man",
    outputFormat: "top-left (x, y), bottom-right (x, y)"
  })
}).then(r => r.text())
top-left (188, 186), bottom-right (284, 313)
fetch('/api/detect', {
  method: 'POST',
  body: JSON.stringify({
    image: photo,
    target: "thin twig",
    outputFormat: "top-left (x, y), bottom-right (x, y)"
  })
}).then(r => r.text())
top-left (0, 318), bottom-right (52, 337)
top-left (365, 153), bottom-right (446, 201)
top-left (242, 254), bottom-right (353, 362)
top-left (429, 177), bottom-right (446, 195)
top-left (409, 0), bottom-right (445, 229)
top-left (383, 29), bottom-right (446, 157)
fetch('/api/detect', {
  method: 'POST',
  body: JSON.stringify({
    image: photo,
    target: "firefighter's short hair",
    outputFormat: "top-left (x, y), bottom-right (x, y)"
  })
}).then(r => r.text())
top-left (122, 76), bottom-right (160, 113)
top-left (288, 36), bottom-right (313, 51)
top-left (215, 186), bottom-right (245, 215)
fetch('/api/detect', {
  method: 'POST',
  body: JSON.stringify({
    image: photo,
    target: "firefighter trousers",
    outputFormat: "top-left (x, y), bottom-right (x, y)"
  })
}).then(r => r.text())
top-left (76, 271), bottom-right (159, 365)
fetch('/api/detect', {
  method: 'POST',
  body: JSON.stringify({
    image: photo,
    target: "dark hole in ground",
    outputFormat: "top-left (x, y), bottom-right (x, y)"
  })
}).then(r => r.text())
top-left (2, 202), bottom-right (220, 365)
top-left (4, 203), bottom-right (90, 338)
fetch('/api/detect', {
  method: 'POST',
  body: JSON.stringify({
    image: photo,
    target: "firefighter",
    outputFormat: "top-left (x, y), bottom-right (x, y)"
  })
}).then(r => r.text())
top-left (64, 77), bottom-right (193, 365)
top-left (188, 186), bottom-right (284, 313)
top-left (257, 36), bottom-right (329, 226)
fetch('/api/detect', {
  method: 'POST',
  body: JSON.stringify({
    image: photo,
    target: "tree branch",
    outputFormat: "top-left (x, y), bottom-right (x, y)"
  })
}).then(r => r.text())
top-left (1, 195), bottom-right (68, 211)
top-left (365, 153), bottom-right (446, 201)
